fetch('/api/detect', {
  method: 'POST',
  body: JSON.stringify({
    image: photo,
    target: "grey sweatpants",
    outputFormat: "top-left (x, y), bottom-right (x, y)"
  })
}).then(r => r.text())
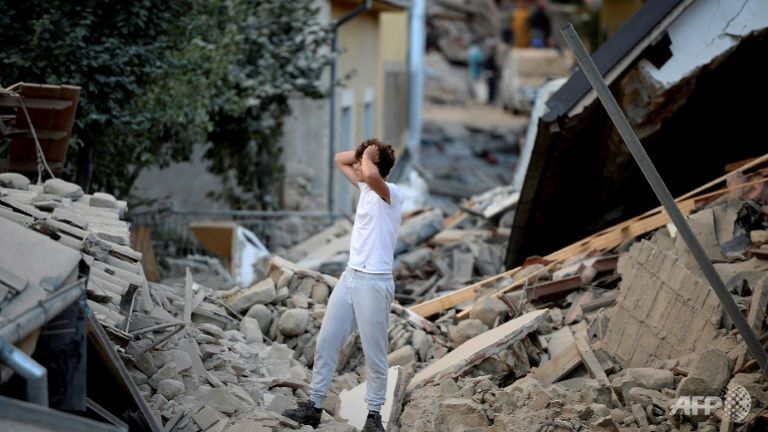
top-left (308, 267), bottom-right (395, 412)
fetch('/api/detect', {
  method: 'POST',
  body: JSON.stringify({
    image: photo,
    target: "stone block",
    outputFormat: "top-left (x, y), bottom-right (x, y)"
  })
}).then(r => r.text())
top-left (245, 303), bottom-right (273, 334)
top-left (240, 317), bottom-right (264, 343)
top-left (227, 279), bottom-right (277, 312)
top-left (149, 363), bottom-right (180, 389)
top-left (43, 178), bottom-right (83, 199)
top-left (0, 173), bottom-right (30, 190)
top-left (192, 405), bottom-right (223, 431)
top-left (387, 346), bottom-right (416, 367)
top-left (158, 379), bottom-right (185, 400)
top-left (469, 296), bottom-right (508, 328)
top-left (278, 309), bottom-right (310, 337)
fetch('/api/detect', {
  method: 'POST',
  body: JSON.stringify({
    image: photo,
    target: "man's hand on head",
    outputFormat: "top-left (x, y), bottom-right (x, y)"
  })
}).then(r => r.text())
top-left (363, 145), bottom-right (380, 163)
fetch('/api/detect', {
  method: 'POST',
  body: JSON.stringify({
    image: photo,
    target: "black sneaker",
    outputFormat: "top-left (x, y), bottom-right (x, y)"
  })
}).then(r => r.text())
top-left (282, 400), bottom-right (321, 428)
top-left (362, 411), bottom-right (384, 432)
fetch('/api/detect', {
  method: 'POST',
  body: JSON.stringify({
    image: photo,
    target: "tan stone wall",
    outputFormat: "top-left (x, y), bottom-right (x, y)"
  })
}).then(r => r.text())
top-left (602, 240), bottom-right (723, 367)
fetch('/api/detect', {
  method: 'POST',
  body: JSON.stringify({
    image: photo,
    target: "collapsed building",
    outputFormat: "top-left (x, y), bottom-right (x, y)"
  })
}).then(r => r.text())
top-left (2, 1), bottom-right (768, 431)
top-left (507, 0), bottom-right (768, 268)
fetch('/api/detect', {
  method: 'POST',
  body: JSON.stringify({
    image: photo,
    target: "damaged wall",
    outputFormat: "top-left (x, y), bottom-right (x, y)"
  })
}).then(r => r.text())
top-left (602, 239), bottom-right (722, 367)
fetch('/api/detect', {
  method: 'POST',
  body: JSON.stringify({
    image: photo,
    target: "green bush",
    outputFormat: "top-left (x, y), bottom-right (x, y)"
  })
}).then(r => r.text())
top-left (0, 0), bottom-right (332, 209)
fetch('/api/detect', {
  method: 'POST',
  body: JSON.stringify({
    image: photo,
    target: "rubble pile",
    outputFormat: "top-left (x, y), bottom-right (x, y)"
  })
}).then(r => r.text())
top-left (393, 163), bottom-right (768, 431)
top-left (0, 176), bottom-right (364, 431)
top-left (280, 205), bottom-right (512, 307)
top-left (2, 159), bottom-right (768, 432)
top-left (393, 220), bottom-right (510, 305)
top-left (426, 0), bottom-right (499, 66)
top-left (419, 121), bottom-right (521, 203)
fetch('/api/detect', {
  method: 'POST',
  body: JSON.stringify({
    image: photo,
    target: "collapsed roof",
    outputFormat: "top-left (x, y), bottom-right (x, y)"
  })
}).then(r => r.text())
top-left (506, 0), bottom-right (768, 267)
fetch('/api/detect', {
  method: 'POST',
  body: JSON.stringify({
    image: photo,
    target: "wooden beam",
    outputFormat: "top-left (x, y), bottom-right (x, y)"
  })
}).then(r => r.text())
top-left (443, 211), bottom-right (468, 230)
top-left (530, 343), bottom-right (581, 386)
top-left (409, 265), bottom-right (524, 317)
top-left (581, 291), bottom-right (619, 314)
top-left (678, 153), bottom-right (768, 201)
top-left (184, 269), bottom-right (193, 324)
top-left (575, 334), bottom-right (621, 406)
top-left (0, 96), bottom-right (73, 110)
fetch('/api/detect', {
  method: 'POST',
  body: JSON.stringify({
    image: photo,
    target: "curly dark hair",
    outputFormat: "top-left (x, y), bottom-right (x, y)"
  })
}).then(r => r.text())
top-left (354, 138), bottom-right (396, 178)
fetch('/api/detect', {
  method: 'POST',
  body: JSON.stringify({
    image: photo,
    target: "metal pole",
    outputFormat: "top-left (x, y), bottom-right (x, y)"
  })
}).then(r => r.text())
top-left (329, 31), bottom-right (338, 215)
top-left (408, 0), bottom-right (426, 165)
top-left (0, 339), bottom-right (48, 406)
top-left (560, 23), bottom-right (768, 373)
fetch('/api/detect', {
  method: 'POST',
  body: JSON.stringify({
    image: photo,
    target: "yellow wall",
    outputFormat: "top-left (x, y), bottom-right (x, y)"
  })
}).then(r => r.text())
top-left (333, 4), bottom-right (380, 147)
top-left (378, 11), bottom-right (409, 146)
top-left (331, 3), bottom-right (409, 147)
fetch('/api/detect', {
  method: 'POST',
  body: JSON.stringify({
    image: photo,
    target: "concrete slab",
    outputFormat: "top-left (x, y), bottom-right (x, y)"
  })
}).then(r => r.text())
top-left (0, 216), bottom-right (81, 292)
top-left (408, 309), bottom-right (547, 391)
top-left (546, 326), bottom-right (577, 359)
top-left (339, 366), bottom-right (412, 432)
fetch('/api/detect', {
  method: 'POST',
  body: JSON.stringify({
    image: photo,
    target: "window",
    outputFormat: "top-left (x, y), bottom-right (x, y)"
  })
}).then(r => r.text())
top-left (363, 88), bottom-right (375, 139)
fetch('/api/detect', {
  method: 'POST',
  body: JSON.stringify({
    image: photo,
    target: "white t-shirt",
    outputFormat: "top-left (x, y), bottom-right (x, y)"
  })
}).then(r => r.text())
top-left (348, 181), bottom-right (404, 274)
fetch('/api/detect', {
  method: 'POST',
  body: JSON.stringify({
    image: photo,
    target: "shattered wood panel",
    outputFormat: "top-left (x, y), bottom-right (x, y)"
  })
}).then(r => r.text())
top-left (574, 334), bottom-right (620, 406)
top-left (407, 309), bottom-right (547, 391)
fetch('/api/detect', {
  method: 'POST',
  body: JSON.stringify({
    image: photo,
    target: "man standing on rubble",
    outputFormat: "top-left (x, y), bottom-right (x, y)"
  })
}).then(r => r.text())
top-left (284, 139), bottom-right (404, 431)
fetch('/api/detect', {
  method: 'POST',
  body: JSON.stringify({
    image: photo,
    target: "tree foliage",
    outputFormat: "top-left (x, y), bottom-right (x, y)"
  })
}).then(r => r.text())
top-left (0, 0), bottom-right (332, 209)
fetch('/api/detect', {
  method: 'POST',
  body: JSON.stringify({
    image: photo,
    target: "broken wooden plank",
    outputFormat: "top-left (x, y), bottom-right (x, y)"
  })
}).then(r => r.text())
top-left (0, 95), bottom-right (73, 110)
top-left (427, 229), bottom-right (493, 246)
top-left (409, 266), bottom-right (523, 317)
top-left (184, 269), bottom-right (194, 324)
top-left (530, 343), bottom-right (581, 387)
top-left (442, 211), bottom-right (468, 230)
top-left (574, 334), bottom-right (621, 406)
top-left (407, 309), bottom-right (547, 391)
top-left (545, 326), bottom-right (577, 359)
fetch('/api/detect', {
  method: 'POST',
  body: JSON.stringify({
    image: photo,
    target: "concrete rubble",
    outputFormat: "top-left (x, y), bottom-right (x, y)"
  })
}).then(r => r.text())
top-left (391, 161), bottom-right (768, 431)
top-left (3, 158), bottom-right (768, 432)
top-left (4, 2), bottom-right (768, 432)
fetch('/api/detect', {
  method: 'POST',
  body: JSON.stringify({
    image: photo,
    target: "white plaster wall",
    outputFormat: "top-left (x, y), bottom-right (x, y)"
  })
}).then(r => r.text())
top-left (642, 0), bottom-right (768, 87)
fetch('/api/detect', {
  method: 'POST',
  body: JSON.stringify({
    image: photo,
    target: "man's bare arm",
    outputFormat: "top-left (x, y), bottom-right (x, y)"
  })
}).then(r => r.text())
top-left (335, 151), bottom-right (359, 188)
top-left (361, 146), bottom-right (391, 204)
